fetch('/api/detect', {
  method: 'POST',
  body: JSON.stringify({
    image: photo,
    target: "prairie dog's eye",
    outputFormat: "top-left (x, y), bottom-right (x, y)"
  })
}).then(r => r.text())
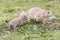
top-left (48, 11), bottom-right (50, 14)
top-left (23, 15), bottom-right (25, 17)
top-left (21, 15), bottom-right (25, 18)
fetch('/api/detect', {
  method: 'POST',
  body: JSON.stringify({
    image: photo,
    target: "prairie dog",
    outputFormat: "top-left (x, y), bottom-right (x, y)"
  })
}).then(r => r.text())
top-left (26, 7), bottom-right (55, 24)
top-left (8, 11), bottom-right (26, 30)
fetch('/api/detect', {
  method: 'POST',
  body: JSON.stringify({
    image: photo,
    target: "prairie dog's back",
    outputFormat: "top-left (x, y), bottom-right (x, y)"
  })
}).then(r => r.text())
top-left (26, 7), bottom-right (46, 19)
top-left (27, 7), bottom-right (41, 18)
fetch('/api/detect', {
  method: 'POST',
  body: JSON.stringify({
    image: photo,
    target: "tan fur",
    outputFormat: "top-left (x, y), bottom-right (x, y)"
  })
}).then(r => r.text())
top-left (8, 11), bottom-right (26, 30)
top-left (8, 17), bottom-right (21, 30)
top-left (26, 7), bottom-right (55, 24)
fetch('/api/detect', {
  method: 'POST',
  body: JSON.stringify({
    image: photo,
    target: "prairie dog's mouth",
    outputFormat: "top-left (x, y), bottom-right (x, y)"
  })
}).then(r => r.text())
top-left (48, 16), bottom-right (56, 20)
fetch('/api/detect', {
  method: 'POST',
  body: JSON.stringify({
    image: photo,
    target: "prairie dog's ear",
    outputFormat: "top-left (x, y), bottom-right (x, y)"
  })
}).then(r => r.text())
top-left (18, 9), bottom-right (26, 16)
top-left (18, 7), bottom-right (25, 13)
top-left (21, 10), bottom-right (25, 14)
top-left (20, 10), bottom-right (26, 16)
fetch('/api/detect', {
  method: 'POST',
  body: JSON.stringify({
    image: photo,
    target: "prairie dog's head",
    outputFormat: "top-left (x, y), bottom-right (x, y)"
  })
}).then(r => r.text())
top-left (20, 10), bottom-right (27, 20)
top-left (46, 11), bottom-right (56, 20)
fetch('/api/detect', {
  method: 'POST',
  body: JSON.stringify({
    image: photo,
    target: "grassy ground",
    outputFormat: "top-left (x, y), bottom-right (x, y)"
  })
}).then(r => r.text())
top-left (0, 0), bottom-right (60, 40)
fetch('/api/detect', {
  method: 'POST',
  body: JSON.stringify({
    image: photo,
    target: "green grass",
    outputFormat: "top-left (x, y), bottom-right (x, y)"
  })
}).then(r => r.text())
top-left (0, 0), bottom-right (60, 40)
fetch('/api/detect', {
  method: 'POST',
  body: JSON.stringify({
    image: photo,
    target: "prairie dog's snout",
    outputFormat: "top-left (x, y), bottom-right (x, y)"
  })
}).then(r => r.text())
top-left (47, 11), bottom-right (56, 20)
